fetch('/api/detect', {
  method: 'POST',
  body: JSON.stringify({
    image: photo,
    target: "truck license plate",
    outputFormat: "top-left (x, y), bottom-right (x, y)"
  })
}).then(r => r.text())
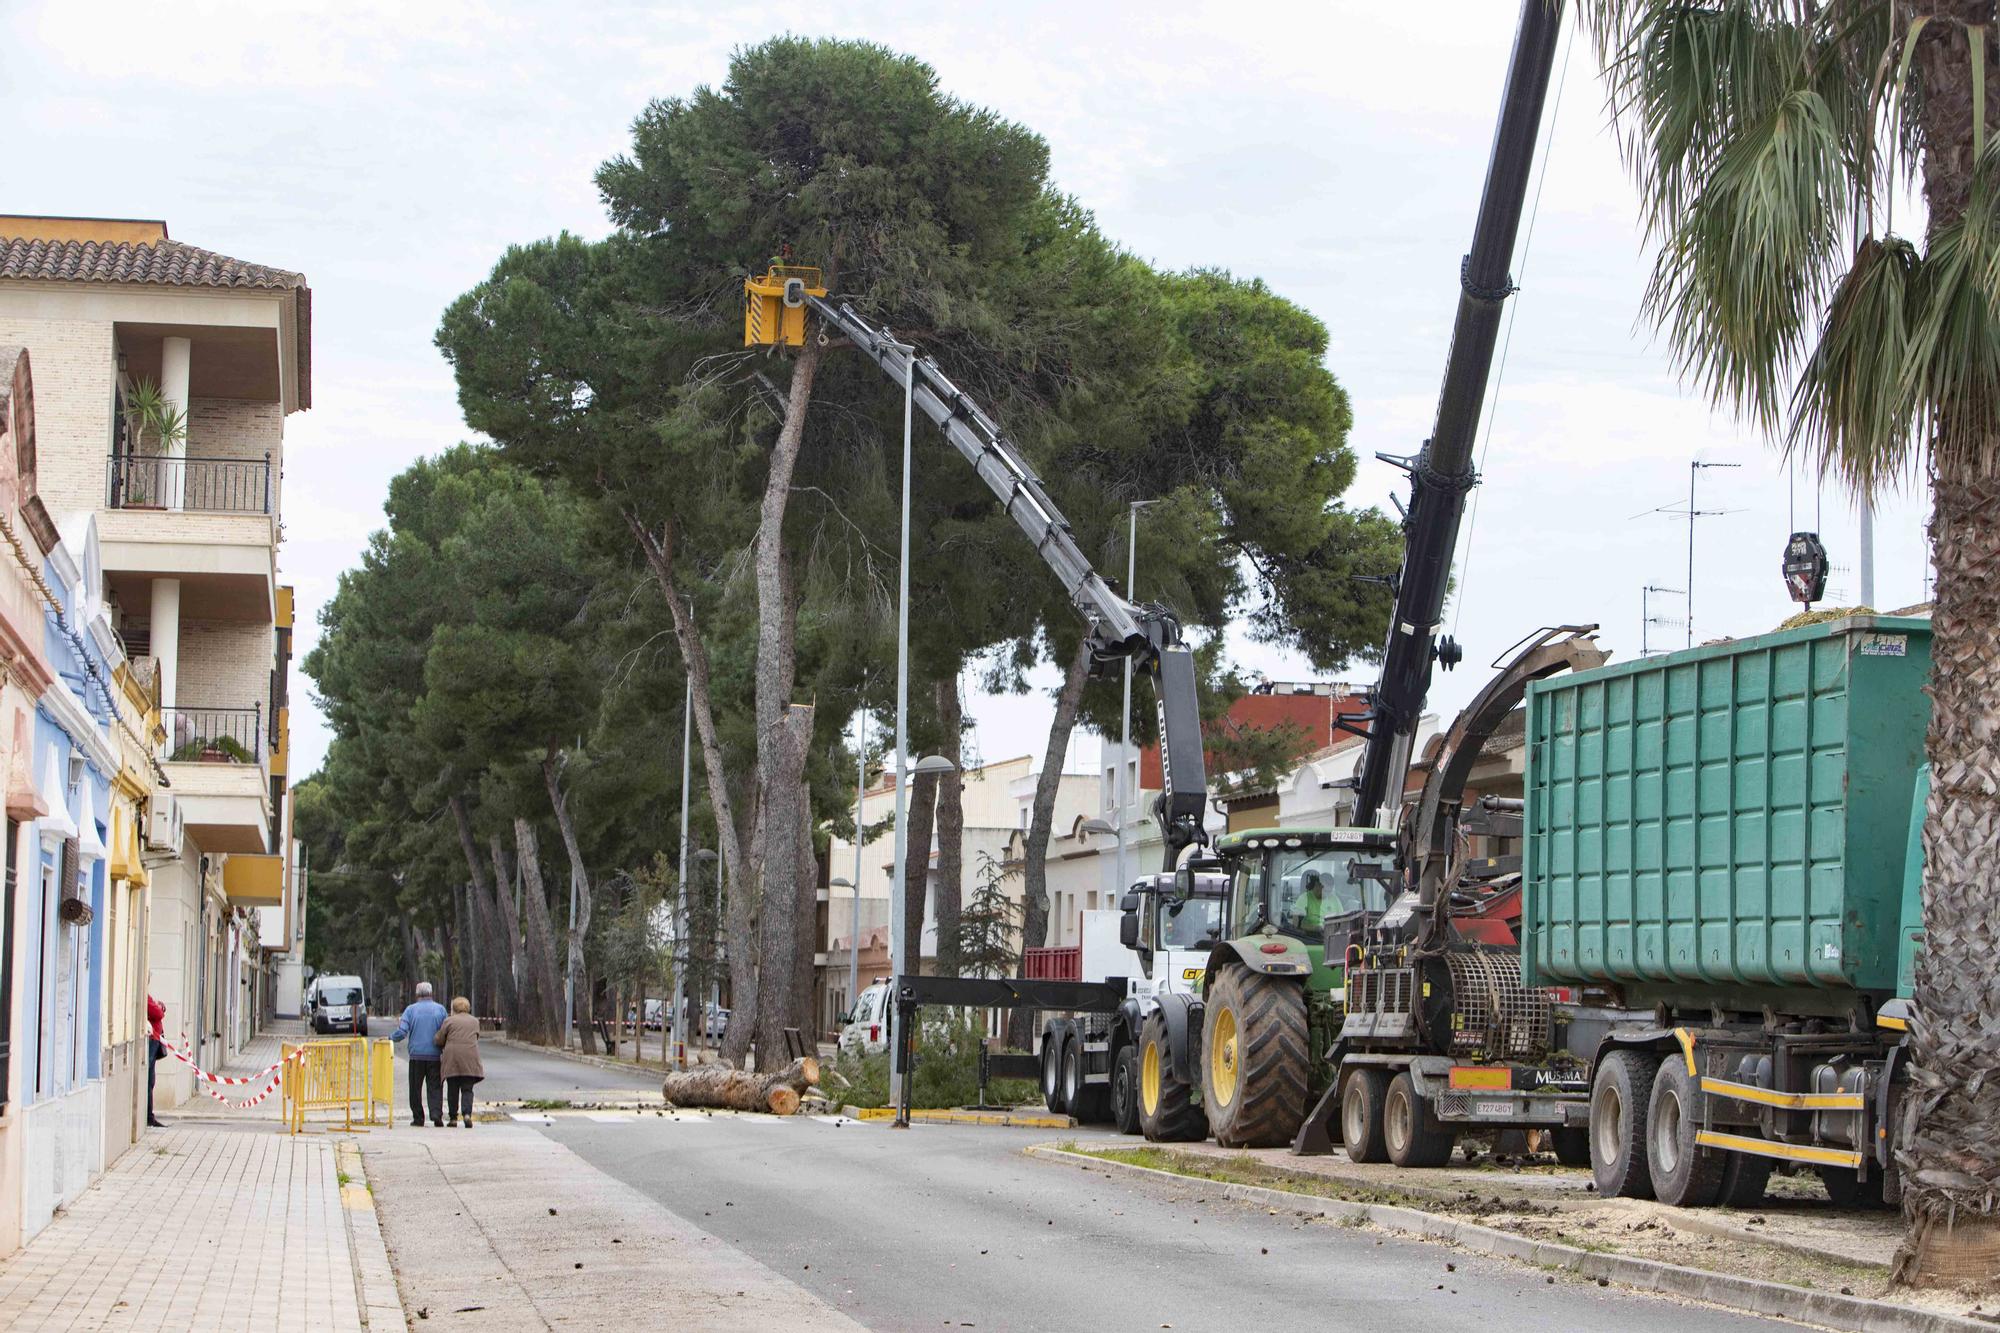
top-left (1474, 1100), bottom-right (1513, 1118)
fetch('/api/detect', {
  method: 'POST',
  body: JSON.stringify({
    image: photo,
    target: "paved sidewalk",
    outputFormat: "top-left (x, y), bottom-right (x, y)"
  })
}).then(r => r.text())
top-left (363, 1121), bottom-right (865, 1330)
top-left (0, 1122), bottom-right (400, 1331)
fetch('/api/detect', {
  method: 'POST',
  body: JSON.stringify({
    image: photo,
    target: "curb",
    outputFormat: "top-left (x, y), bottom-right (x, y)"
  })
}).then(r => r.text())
top-left (335, 1140), bottom-right (406, 1330)
top-left (1028, 1146), bottom-right (1984, 1333)
top-left (846, 1106), bottom-right (1074, 1129)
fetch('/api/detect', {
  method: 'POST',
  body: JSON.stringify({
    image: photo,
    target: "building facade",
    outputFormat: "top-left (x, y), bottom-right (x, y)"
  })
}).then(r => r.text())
top-left (0, 217), bottom-right (307, 1252)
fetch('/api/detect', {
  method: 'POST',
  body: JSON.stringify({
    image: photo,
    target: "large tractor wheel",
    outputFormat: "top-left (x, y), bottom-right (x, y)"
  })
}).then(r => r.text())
top-left (1202, 964), bottom-right (1309, 1149)
top-left (1138, 1010), bottom-right (1206, 1142)
top-left (1590, 1050), bottom-right (1661, 1199)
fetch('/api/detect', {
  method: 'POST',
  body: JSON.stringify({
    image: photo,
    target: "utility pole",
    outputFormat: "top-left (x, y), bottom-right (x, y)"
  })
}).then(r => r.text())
top-left (1685, 459), bottom-right (1742, 647)
top-left (1859, 500), bottom-right (1876, 608)
top-left (849, 709), bottom-right (866, 1012)
top-left (888, 338), bottom-right (915, 1122)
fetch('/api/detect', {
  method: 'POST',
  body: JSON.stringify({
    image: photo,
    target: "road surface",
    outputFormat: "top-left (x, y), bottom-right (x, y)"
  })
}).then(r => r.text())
top-left (535, 1111), bottom-right (1800, 1332)
top-left (365, 1015), bottom-right (663, 1109)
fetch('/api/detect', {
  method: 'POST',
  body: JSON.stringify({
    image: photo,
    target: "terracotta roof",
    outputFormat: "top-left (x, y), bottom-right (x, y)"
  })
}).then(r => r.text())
top-left (0, 236), bottom-right (305, 290)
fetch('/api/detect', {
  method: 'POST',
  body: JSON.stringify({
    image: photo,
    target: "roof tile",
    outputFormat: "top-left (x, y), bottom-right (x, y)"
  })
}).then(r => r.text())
top-left (0, 236), bottom-right (304, 291)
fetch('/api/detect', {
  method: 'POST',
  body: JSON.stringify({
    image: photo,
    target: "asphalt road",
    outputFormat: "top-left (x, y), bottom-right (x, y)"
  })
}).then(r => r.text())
top-left (538, 1113), bottom-right (1801, 1332)
top-left (364, 1015), bottom-right (664, 1108)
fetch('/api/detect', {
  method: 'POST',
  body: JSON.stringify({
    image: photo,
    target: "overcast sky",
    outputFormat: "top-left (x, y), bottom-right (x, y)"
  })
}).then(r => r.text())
top-left (8, 1), bottom-right (1934, 781)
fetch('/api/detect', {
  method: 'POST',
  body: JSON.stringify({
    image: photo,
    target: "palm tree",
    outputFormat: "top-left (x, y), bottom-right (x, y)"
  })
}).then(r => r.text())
top-left (1576, 1), bottom-right (1998, 1285)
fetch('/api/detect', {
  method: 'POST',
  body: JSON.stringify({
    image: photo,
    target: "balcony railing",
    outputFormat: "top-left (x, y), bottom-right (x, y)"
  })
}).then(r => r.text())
top-left (165, 705), bottom-right (262, 765)
top-left (107, 453), bottom-right (271, 515)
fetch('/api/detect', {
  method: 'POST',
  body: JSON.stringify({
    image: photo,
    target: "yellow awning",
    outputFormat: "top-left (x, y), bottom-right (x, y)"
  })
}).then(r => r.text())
top-left (110, 803), bottom-right (148, 888)
top-left (222, 853), bottom-right (283, 906)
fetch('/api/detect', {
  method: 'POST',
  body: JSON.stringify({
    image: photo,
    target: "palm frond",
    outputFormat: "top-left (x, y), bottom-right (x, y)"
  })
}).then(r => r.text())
top-left (1789, 233), bottom-right (1920, 491)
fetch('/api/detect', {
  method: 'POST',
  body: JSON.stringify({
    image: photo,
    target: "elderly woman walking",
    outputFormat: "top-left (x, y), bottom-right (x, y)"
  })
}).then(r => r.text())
top-left (438, 997), bottom-right (485, 1127)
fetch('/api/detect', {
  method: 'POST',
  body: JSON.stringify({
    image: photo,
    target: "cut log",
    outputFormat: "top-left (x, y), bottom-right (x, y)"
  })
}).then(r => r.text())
top-left (660, 1055), bottom-right (819, 1115)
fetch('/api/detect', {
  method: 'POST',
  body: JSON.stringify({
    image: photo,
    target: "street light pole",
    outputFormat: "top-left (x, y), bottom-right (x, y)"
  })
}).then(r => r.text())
top-left (672, 669), bottom-right (692, 1070)
top-left (888, 339), bottom-right (915, 1119)
top-left (849, 709), bottom-right (867, 1009)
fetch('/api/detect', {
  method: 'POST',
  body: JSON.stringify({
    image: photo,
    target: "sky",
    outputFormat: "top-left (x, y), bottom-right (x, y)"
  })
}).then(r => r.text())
top-left (6, 1), bottom-right (1935, 783)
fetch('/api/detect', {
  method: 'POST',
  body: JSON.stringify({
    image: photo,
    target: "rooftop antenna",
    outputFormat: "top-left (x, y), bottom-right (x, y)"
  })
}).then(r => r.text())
top-left (1642, 584), bottom-right (1685, 656)
top-left (1628, 455), bottom-right (1744, 648)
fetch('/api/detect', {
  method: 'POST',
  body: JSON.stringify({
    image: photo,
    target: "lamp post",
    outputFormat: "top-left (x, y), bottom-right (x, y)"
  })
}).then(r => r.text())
top-left (673, 669), bottom-right (693, 1070)
top-left (890, 752), bottom-right (957, 1125)
top-left (888, 334), bottom-right (917, 1118)
top-left (843, 703), bottom-right (868, 1012)
top-left (1116, 499), bottom-right (1159, 903)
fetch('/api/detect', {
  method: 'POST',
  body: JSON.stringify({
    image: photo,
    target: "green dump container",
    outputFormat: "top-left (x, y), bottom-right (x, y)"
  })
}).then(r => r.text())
top-left (1522, 614), bottom-right (1931, 1013)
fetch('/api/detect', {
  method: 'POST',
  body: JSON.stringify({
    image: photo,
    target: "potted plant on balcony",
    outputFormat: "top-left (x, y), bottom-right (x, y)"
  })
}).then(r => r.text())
top-left (117, 379), bottom-right (185, 510)
top-left (169, 735), bottom-right (253, 764)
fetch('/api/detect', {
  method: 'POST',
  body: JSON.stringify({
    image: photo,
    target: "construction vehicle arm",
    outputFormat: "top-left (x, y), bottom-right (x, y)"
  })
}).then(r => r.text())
top-left (802, 292), bottom-right (1209, 868)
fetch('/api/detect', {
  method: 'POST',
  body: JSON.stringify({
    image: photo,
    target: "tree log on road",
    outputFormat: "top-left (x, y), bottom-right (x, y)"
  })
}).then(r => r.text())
top-left (661, 1056), bottom-right (819, 1115)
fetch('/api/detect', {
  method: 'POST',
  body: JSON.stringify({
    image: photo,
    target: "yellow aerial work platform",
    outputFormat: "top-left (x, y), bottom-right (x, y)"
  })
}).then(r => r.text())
top-left (743, 264), bottom-right (826, 346)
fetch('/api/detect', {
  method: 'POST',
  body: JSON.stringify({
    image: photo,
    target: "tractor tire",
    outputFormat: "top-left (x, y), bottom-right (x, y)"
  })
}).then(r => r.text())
top-left (1384, 1071), bottom-right (1456, 1168)
top-left (1551, 1127), bottom-right (1591, 1168)
top-left (1201, 964), bottom-right (1309, 1149)
top-left (1064, 1038), bottom-right (1110, 1124)
top-left (1138, 1010), bottom-right (1206, 1143)
top-left (1041, 1031), bottom-right (1067, 1116)
top-left (1717, 1151), bottom-right (1773, 1208)
top-left (1340, 1068), bottom-right (1390, 1164)
top-left (1647, 1059), bottom-right (1725, 1207)
top-left (1112, 1044), bottom-right (1142, 1136)
top-left (1819, 1165), bottom-right (1888, 1209)
top-left (1590, 1050), bottom-right (1661, 1199)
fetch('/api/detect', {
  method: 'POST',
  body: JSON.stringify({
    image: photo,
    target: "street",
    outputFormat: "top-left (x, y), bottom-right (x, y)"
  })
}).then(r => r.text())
top-left (534, 1090), bottom-right (1795, 1332)
top-left (366, 1015), bottom-right (664, 1106)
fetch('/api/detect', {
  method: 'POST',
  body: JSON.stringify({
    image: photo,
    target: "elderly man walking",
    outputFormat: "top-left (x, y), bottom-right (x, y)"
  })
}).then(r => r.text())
top-left (392, 982), bottom-right (449, 1127)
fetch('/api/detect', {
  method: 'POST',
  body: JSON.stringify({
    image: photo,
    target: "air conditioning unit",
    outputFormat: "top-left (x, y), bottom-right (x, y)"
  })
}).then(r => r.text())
top-left (146, 794), bottom-right (184, 853)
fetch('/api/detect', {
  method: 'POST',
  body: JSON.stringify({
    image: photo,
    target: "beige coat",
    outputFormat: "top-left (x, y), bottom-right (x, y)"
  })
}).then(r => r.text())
top-left (438, 1013), bottom-right (485, 1081)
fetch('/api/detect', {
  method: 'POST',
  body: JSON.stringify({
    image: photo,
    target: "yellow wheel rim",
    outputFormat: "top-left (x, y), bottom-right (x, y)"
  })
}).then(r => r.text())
top-left (1210, 1006), bottom-right (1239, 1107)
top-left (1141, 1040), bottom-right (1162, 1116)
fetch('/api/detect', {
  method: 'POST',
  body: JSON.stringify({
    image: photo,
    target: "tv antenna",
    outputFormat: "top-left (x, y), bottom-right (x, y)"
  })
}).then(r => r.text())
top-left (1641, 584), bottom-right (1685, 656)
top-left (1630, 457), bottom-right (1745, 647)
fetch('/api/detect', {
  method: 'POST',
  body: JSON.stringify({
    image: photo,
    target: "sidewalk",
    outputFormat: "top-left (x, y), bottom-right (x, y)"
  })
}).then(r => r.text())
top-left (0, 1023), bottom-right (402, 1332)
top-left (361, 1120), bottom-right (865, 1330)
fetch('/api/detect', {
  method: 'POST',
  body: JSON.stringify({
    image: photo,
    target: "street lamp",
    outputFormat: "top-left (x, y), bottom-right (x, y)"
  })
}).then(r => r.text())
top-left (890, 751), bottom-right (955, 1124)
top-left (832, 875), bottom-right (857, 1018)
top-left (1116, 499), bottom-right (1160, 904)
top-left (888, 336), bottom-right (918, 1119)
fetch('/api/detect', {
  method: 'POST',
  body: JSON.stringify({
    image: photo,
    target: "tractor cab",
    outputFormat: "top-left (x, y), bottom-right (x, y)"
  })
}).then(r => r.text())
top-left (1208, 828), bottom-right (1400, 989)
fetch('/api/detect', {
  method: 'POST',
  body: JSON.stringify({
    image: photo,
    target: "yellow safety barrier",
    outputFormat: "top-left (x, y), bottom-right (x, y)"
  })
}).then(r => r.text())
top-left (368, 1039), bottom-right (395, 1125)
top-left (282, 1037), bottom-right (375, 1135)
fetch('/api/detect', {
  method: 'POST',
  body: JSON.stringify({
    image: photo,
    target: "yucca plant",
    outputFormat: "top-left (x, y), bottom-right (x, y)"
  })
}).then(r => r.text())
top-left (119, 378), bottom-right (186, 506)
top-left (1577, 1), bottom-right (1999, 1286)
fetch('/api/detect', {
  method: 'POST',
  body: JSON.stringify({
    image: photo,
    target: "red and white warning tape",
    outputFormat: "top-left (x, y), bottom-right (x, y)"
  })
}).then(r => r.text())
top-left (159, 1036), bottom-right (311, 1109)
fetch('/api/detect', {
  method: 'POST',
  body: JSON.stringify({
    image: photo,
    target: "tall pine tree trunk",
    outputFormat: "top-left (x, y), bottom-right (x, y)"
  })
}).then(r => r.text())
top-left (792, 768), bottom-right (821, 1039)
top-left (1893, 9), bottom-right (2000, 1287)
top-left (933, 676), bottom-right (965, 977)
top-left (543, 751), bottom-right (597, 1054)
top-left (1008, 638), bottom-right (1092, 1049)
top-left (489, 834), bottom-right (529, 1034)
top-left (514, 819), bottom-right (565, 1046)
top-left (624, 511), bottom-right (757, 1067)
top-left (451, 796), bottom-right (519, 1027)
top-left (902, 768), bottom-right (940, 976)
top-left (746, 339), bottom-right (822, 1067)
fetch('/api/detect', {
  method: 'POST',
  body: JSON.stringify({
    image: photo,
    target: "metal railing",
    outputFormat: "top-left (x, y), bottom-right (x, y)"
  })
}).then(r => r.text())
top-left (165, 705), bottom-right (261, 764)
top-left (107, 452), bottom-right (271, 514)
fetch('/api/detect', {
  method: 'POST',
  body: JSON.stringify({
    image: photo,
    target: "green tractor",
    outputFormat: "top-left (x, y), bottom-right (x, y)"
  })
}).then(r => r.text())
top-left (1138, 826), bottom-right (1399, 1147)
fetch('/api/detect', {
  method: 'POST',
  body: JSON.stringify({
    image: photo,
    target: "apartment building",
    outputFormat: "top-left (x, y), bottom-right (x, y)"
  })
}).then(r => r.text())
top-left (0, 216), bottom-right (304, 1131)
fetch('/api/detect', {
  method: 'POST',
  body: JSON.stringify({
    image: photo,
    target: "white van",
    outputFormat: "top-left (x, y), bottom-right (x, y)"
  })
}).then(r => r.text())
top-left (310, 975), bottom-right (368, 1035)
top-left (839, 980), bottom-right (893, 1056)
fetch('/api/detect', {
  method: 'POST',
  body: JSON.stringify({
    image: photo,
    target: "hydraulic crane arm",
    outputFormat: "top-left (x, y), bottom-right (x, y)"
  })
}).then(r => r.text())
top-left (1348, 0), bottom-right (1566, 828)
top-left (743, 274), bottom-right (1208, 867)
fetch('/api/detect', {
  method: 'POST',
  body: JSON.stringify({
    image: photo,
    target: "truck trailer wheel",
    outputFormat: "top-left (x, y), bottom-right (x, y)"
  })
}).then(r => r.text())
top-left (1113, 1045), bottom-right (1142, 1135)
top-left (1138, 1011), bottom-right (1206, 1143)
top-left (1063, 1038), bottom-right (1110, 1123)
top-left (1202, 964), bottom-right (1309, 1149)
top-left (1550, 1127), bottom-right (1591, 1168)
top-left (1340, 1068), bottom-right (1390, 1164)
top-left (1385, 1071), bottom-right (1456, 1168)
top-left (1590, 1050), bottom-right (1660, 1199)
top-left (1647, 1059), bottom-right (1725, 1206)
top-left (1717, 1152), bottom-right (1772, 1207)
top-left (1041, 1031), bottom-right (1067, 1116)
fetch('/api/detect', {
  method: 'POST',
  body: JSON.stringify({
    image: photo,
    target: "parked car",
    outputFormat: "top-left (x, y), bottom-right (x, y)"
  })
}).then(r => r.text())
top-left (704, 1002), bottom-right (731, 1041)
top-left (839, 981), bottom-right (892, 1057)
top-left (309, 976), bottom-right (367, 1035)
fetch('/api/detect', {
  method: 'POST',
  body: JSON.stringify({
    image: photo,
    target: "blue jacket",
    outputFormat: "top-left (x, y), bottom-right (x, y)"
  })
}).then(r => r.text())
top-left (392, 999), bottom-right (449, 1059)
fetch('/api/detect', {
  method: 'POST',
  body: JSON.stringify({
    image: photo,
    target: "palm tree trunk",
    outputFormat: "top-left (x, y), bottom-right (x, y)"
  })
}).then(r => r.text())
top-left (1008, 638), bottom-right (1092, 1049)
top-left (933, 676), bottom-right (965, 978)
top-left (1893, 8), bottom-right (2000, 1287)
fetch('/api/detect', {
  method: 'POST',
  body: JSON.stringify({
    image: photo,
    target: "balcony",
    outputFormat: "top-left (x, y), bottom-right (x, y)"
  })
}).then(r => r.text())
top-left (163, 705), bottom-right (270, 855)
top-left (107, 453), bottom-right (271, 515)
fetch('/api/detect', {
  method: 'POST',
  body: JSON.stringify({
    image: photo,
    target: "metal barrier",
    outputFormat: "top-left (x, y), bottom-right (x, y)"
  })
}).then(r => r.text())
top-left (368, 1039), bottom-right (395, 1124)
top-left (282, 1037), bottom-right (383, 1134)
